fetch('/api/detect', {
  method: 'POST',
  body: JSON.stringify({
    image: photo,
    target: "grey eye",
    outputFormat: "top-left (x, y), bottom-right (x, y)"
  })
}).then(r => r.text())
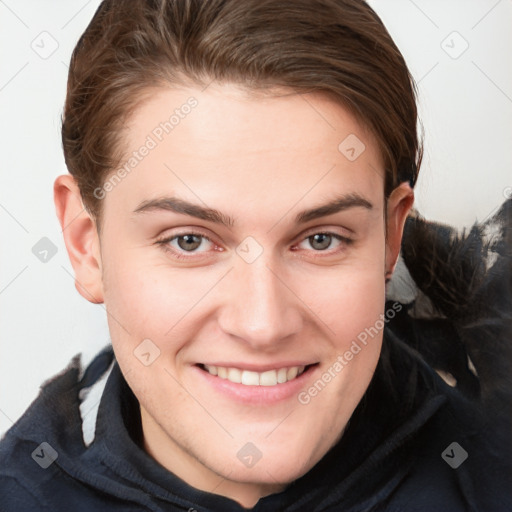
top-left (308, 233), bottom-right (332, 250)
top-left (176, 234), bottom-right (203, 251)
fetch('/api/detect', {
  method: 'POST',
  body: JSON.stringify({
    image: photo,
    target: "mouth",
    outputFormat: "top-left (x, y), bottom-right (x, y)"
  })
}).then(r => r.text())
top-left (194, 362), bottom-right (319, 404)
top-left (199, 363), bottom-right (313, 386)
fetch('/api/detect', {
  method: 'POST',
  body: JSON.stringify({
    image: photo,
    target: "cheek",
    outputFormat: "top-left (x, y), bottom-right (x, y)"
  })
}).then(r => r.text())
top-left (339, 269), bottom-right (385, 336)
top-left (102, 262), bottom-right (194, 401)
top-left (101, 253), bottom-right (223, 352)
top-left (300, 261), bottom-right (386, 347)
top-left (103, 266), bottom-right (163, 330)
top-left (100, 249), bottom-right (169, 350)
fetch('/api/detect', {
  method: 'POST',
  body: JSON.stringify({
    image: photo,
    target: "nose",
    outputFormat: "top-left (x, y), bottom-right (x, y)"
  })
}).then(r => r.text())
top-left (217, 255), bottom-right (303, 351)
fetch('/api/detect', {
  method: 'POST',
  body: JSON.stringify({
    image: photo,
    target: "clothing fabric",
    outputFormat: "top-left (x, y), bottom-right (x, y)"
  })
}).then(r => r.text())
top-left (1, 329), bottom-right (510, 511)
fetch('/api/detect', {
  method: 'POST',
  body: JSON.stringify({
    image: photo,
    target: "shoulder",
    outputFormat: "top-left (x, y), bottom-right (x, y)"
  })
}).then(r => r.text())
top-left (0, 424), bottom-right (60, 511)
top-left (0, 473), bottom-right (48, 512)
top-left (0, 346), bottom-right (115, 511)
top-left (401, 352), bottom-right (511, 510)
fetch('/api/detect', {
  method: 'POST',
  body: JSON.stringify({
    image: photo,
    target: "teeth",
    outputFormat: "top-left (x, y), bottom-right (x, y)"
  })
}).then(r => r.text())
top-left (204, 364), bottom-right (307, 386)
top-left (287, 367), bottom-right (298, 381)
top-left (260, 370), bottom-right (277, 386)
top-left (227, 367), bottom-right (242, 384)
top-left (204, 364), bottom-right (218, 376)
top-left (241, 371), bottom-right (259, 386)
top-left (277, 368), bottom-right (288, 384)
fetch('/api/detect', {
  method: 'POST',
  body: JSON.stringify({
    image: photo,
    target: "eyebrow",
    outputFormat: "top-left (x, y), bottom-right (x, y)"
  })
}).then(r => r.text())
top-left (134, 197), bottom-right (235, 227)
top-left (294, 194), bottom-right (373, 224)
top-left (133, 193), bottom-right (373, 227)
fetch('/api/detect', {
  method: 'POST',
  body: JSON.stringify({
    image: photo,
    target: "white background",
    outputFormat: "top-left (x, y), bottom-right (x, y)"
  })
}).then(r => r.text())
top-left (1, 0), bottom-right (511, 436)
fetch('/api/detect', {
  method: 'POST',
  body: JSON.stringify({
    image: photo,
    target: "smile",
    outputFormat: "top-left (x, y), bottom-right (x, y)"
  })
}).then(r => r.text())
top-left (202, 364), bottom-right (307, 386)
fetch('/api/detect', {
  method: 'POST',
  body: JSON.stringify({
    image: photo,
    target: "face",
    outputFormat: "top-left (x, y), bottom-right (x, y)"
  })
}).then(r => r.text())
top-left (58, 84), bottom-right (412, 507)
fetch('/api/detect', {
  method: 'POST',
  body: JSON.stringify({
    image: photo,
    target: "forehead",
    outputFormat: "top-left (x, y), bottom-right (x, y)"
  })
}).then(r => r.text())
top-left (103, 84), bottom-right (385, 221)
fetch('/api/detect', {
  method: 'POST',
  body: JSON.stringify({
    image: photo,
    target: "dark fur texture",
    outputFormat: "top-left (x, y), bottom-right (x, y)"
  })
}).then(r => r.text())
top-left (388, 199), bottom-right (512, 416)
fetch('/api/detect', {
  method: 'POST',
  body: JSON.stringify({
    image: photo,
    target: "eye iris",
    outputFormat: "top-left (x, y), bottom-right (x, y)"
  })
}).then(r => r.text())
top-left (177, 234), bottom-right (202, 251)
top-left (310, 233), bottom-right (331, 250)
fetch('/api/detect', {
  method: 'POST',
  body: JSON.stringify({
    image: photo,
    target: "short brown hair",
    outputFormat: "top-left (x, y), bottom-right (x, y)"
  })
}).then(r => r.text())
top-left (62, 0), bottom-right (423, 220)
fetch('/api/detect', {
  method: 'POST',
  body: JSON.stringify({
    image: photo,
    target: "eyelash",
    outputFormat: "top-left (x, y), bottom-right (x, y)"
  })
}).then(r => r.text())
top-left (155, 230), bottom-right (353, 260)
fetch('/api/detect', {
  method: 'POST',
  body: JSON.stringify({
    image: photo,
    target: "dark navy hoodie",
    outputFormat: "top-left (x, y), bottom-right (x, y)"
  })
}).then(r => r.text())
top-left (1, 330), bottom-right (511, 511)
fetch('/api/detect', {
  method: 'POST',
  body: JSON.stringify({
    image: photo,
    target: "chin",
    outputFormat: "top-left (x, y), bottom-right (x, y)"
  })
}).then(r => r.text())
top-left (222, 438), bottom-right (322, 486)
top-left (224, 460), bottom-right (310, 487)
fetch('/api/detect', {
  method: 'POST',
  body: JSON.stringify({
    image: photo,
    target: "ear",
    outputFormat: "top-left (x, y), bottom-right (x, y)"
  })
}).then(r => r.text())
top-left (385, 182), bottom-right (414, 278)
top-left (54, 174), bottom-right (104, 304)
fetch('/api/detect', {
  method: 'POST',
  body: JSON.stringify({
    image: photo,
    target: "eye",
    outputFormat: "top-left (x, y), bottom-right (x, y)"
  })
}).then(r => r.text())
top-left (306, 233), bottom-right (334, 251)
top-left (156, 232), bottom-right (216, 257)
top-left (174, 234), bottom-right (210, 252)
top-left (296, 232), bottom-right (351, 252)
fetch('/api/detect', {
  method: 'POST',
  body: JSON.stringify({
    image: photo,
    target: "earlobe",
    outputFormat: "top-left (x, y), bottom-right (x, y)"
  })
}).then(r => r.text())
top-left (385, 182), bottom-right (414, 278)
top-left (54, 174), bottom-right (104, 304)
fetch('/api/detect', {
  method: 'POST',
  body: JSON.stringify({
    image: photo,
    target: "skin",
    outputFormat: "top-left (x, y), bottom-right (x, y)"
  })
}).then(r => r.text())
top-left (54, 84), bottom-right (413, 508)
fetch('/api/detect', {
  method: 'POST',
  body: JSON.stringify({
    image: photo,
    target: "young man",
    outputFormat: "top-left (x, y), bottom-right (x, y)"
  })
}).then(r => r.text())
top-left (1, 1), bottom-right (510, 510)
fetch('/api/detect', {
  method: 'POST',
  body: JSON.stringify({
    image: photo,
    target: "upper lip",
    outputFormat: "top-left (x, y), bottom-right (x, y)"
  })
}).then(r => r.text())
top-left (198, 362), bottom-right (317, 372)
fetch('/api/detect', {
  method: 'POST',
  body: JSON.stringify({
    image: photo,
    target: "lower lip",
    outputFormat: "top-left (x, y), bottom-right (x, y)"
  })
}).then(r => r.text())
top-left (193, 365), bottom-right (318, 404)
